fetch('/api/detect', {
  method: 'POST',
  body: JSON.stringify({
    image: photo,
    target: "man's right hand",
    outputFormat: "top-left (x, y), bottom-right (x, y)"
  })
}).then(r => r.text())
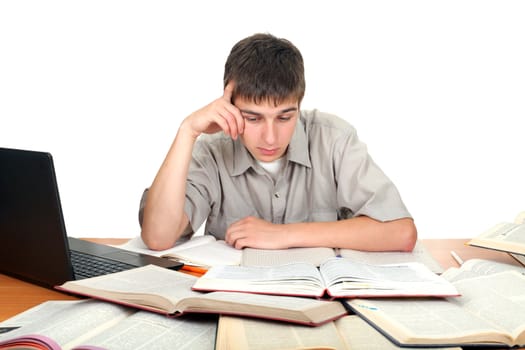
top-left (182, 81), bottom-right (245, 140)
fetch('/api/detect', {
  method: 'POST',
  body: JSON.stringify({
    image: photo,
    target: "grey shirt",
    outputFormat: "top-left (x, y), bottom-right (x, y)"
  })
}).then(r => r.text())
top-left (140, 109), bottom-right (411, 240)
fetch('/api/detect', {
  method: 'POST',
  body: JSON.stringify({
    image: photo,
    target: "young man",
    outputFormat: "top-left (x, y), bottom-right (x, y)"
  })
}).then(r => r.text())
top-left (140, 33), bottom-right (417, 252)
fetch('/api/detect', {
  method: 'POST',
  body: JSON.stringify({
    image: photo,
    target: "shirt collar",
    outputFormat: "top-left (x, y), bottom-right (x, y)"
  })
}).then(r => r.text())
top-left (232, 138), bottom-right (255, 176)
top-left (231, 114), bottom-right (312, 176)
top-left (286, 115), bottom-right (311, 168)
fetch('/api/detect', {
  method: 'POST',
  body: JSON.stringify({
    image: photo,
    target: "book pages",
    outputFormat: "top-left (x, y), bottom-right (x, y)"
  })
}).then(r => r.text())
top-left (216, 314), bottom-right (461, 350)
top-left (335, 315), bottom-right (461, 350)
top-left (346, 266), bottom-right (525, 347)
top-left (441, 258), bottom-right (525, 282)
top-left (339, 241), bottom-right (443, 274)
top-left (242, 247), bottom-right (336, 267)
top-left (58, 265), bottom-right (202, 313)
top-left (57, 265), bottom-right (347, 325)
top-left (193, 258), bottom-right (458, 298)
top-left (216, 315), bottom-right (347, 350)
top-left (193, 263), bottom-right (325, 297)
top-left (242, 241), bottom-right (444, 274)
top-left (320, 259), bottom-right (457, 297)
top-left (0, 300), bottom-right (217, 350)
top-left (468, 222), bottom-right (525, 255)
top-left (116, 235), bottom-right (241, 267)
top-left (77, 309), bottom-right (217, 350)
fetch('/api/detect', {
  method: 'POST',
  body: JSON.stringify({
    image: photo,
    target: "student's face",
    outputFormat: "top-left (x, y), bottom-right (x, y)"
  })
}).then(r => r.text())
top-left (235, 97), bottom-right (299, 162)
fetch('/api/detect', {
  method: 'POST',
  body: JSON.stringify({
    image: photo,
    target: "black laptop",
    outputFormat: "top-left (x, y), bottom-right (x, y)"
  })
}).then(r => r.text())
top-left (0, 147), bottom-right (182, 289)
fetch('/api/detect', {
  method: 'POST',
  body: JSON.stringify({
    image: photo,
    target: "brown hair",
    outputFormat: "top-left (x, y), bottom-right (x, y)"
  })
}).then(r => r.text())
top-left (224, 33), bottom-right (305, 106)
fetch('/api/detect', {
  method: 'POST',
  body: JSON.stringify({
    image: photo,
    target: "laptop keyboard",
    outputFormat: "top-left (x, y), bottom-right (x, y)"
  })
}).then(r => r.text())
top-left (70, 250), bottom-right (135, 279)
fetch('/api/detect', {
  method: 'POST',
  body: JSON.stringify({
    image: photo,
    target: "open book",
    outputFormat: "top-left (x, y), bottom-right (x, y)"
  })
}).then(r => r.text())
top-left (467, 211), bottom-right (525, 259)
top-left (216, 314), bottom-right (461, 350)
top-left (467, 222), bottom-right (525, 255)
top-left (117, 235), bottom-right (242, 268)
top-left (242, 240), bottom-right (444, 273)
top-left (344, 258), bottom-right (525, 347)
top-left (118, 237), bottom-right (444, 273)
top-left (192, 258), bottom-right (459, 299)
top-left (0, 299), bottom-right (217, 350)
top-left (55, 264), bottom-right (347, 326)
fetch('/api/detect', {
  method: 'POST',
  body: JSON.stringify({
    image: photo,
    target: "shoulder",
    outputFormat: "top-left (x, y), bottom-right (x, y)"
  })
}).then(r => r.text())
top-left (300, 109), bottom-right (358, 140)
top-left (190, 133), bottom-right (238, 170)
top-left (193, 132), bottom-right (234, 154)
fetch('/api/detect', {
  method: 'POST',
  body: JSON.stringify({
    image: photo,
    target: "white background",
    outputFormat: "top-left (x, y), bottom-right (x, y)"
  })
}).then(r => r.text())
top-left (1, 1), bottom-right (524, 239)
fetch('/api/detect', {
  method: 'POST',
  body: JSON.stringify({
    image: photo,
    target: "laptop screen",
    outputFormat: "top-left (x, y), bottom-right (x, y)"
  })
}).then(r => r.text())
top-left (0, 147), bottom-right (75, 287)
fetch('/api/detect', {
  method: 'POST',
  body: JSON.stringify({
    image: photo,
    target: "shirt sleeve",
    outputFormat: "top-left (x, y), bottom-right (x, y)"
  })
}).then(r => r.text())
top-left (184, 139), bottom-right (222, 233)
top-left (334, 126), bottom-right (412, 222)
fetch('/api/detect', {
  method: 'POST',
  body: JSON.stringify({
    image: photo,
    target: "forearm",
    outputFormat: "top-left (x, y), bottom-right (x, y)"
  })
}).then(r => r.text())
top-left (141, 122), bottom-right (196, 250)
top-left (283, 217), bottom-right (417, 252)
top-left (142, 84), bottom-right (243, 250)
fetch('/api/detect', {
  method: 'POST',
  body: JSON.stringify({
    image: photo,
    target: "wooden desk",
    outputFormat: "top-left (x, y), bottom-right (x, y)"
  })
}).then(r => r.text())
top-left (0, 238), bottom-right (126, 321)
top-left (0, 238), bottom-right (520, 322)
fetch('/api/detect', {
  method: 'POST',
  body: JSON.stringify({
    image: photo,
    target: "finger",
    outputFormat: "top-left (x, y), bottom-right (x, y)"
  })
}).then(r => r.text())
top-left (226, 230), bottom-right (247, 249)
top-left (225, 220), bottom-right (244, 246)
top-left (224, 103), bottom-right (244, 135)
top-left (218, 109), bottom-right (239, 139)
top-left (221, 84), bottom-right (243, 136)
top-left (211, 112), bottom-right (232, 137)
top-left (223, 81), bottom-right (235, 102)
top-left (233, 238), bottom-right (247, 250)
top-left (226, 233), bottom-right (243, 249)
top-left (224, 224), bottom-right (236, 246)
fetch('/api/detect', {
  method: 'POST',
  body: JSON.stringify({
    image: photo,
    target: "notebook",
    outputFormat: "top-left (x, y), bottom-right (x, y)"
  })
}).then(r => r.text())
top-left (0, 147), bottom-right (182, 289)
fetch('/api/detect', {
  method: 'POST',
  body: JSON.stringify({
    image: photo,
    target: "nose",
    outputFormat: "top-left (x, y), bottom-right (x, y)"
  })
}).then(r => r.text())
top-left (262, 120), bottom-right (277, 145)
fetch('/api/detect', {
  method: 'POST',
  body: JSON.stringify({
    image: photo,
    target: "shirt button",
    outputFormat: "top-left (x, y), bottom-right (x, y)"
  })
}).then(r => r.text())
top-left (274, 192), bottom-right (280, 198)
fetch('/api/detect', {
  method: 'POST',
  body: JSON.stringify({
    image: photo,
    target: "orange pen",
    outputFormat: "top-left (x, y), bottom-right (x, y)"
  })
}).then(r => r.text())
top-left (180, 264), bottom-right (208, 276)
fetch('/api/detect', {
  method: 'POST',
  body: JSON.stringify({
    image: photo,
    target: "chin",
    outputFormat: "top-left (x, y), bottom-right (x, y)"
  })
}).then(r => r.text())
top-left (259, 154), bottom-right (280, 162)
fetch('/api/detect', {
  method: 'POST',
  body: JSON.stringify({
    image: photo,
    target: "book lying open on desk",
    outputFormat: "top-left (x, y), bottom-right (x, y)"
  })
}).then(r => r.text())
top-left (468, 221), bottom-right (525, 256)
top-left (467, 212), bottom-right (525, 267)
top-left (344, 258), bottom-right (525, 347)
top-left (117, 235), bottom-right (242, 268)
top-left (216, 314), bottom-right (461, 350)
top-left (192, 258), bottom-right (459, 299)
top-left (55, 264), bottom-right (347, 326)
top-left (0, 299), bottom-right (217, 350)
top-left (118, 237), bottom-right (444, 273)
top-left (242, 240), bottom-right (443, 274)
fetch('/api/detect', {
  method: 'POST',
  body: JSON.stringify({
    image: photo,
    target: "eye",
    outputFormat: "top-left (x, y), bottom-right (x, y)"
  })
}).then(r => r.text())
top-left (278, 115), bottom-right (293, 122)
top-left (243, 115), bottom-right (260, 123)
